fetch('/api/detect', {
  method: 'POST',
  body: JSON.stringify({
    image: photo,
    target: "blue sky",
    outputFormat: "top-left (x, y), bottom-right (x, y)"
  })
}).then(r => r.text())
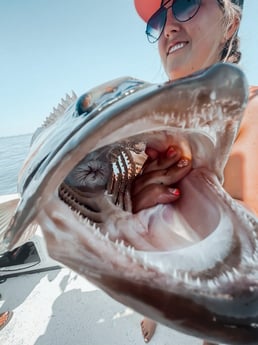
top-left (1, 0), bottom-right (257, 137)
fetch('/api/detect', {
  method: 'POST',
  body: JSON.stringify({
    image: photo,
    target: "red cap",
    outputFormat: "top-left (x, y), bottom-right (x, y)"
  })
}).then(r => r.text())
top-left (134, 0), bottom-right (162, 22)
top-left (134, 0), bottom-right (243, 23)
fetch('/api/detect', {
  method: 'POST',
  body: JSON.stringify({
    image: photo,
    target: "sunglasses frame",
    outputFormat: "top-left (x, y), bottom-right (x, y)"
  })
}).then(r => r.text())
top-left (146, 0), bottom-right (201, 43)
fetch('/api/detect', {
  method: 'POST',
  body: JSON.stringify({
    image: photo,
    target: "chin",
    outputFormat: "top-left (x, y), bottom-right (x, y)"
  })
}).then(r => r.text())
top-left (168, 63), bottom-right (213, 81)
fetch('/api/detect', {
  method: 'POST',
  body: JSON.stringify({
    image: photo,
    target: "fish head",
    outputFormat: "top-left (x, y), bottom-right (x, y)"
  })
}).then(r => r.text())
top-left (2, 63), bottom-right (258, 344)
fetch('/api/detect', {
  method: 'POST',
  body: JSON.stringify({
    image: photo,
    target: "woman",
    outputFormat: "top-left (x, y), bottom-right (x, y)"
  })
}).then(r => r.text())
top-left (132, 0), bottom-right (258, 343)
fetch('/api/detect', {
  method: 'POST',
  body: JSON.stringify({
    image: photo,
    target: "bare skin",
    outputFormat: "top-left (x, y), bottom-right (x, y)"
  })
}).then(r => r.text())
top-left (223, 86), bottom-right (258, 215)
top-left (140, 318), bottom-right (157, 343)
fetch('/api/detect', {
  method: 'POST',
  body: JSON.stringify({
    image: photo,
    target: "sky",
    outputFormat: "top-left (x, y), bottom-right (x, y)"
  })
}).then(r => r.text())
top-left (0, 0), bottom-right (257, 137)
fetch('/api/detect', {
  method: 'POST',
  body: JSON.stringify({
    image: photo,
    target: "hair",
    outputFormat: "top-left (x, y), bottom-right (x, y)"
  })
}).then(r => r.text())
top-left (217, 0), bottom-right (243, 64)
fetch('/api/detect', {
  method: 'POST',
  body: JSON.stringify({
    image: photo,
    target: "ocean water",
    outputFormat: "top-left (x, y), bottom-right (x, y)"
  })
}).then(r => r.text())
top-left (0, 134), bottom-right (32, 195)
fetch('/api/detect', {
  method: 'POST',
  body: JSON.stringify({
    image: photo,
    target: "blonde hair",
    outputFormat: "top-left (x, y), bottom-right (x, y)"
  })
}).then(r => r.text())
top-left (218, 0), bottom-right (242, 64)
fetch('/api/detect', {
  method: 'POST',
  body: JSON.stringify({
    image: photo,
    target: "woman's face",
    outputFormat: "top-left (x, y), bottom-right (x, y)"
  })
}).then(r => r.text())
top-left (158, 0), bottom-right (226, 80)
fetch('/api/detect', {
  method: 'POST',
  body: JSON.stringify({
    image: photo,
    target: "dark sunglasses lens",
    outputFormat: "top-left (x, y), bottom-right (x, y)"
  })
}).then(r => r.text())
top-left (146, 8), bottom-right (167, 43)
top-left (173, 0), bottom-right (200, 22)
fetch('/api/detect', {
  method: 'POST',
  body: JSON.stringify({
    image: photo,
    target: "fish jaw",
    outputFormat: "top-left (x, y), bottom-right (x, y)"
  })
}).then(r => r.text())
top-left (94, 274), bottom-right (258, 345)
top-left (36, 168), bottom-right (258, 345)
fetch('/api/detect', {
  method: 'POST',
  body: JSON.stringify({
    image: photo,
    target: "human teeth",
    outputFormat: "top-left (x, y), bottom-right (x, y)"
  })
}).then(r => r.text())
top-left (168, 42), bottom-right (185, 54)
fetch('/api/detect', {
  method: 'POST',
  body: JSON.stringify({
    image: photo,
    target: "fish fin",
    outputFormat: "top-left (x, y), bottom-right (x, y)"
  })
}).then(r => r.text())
top-left (31, 91), bottom-right (78, 144)
top-left (0, 196), bottom-right (40, 251)
top-left (0, 195), bottom-right (20, 239)
top-left (11, 222), bottom-right (40, 250)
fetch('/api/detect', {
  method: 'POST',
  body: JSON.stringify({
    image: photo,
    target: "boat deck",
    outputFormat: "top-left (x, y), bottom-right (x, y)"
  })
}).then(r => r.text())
top-left (0, 266), bottom-right (203, 345)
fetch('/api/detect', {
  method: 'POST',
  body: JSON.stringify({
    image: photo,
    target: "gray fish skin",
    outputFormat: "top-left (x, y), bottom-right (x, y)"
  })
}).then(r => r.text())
top-left (1, 63), bottom-right (258, 345)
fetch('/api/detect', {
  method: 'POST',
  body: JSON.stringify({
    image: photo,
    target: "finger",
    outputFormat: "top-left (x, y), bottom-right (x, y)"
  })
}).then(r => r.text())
top-left (132, 158), bottom-right (191, 195)
top-left (143, 146), bottom-right (181, 173)
top-left (132, 184), bottom-right (180, 213)
top-left (155, 158), bottom-right (192, 185)
top-left (145, 147), bottom-right (159, 160)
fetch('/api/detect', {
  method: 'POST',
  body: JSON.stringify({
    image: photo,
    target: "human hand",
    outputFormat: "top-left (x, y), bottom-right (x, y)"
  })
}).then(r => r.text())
top-left (131, 145), bottom-right (192, 213)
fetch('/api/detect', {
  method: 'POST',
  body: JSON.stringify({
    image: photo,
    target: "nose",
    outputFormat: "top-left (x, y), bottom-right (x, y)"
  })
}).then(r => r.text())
top-left (163, 7), bottom-right (181, 38)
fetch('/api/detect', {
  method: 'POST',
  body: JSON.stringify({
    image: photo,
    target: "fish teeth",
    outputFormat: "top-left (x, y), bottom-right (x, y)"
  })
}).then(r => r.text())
top-left (164, 114), bottom-right (169, 125)
top-left (196, 277), bottom-right (201, 287)
top-left (232, 267), bottom-right (240, 277)
top-left (126, 245), bottom-right (135, 256)
top-left (207, 280), bottom-right (217, 290)
top-left (214, 278), bottom-right (221, 287)
top-left (226, 271), bottom-right (235, 283)
top-left (94, 228), bottom-right (102, 238)
top-left (253, 250), bottom-right (258, 262)
top-left (218, 273), bottom-right (228, 285)
top-left (172, 270), bottom-right (178, 279)
top-left (243, 254), bottom-right (256, 266)
top-left (183, 272), bottom-right (190, 284)
top-left (143, 263), bottom-right (148, 271)
top-left (132, 256), bottom-right (137, 264)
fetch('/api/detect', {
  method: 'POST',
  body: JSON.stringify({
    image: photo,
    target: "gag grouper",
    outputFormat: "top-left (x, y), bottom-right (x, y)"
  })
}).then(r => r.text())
top-left (1, 63), bottom-right (258, 345)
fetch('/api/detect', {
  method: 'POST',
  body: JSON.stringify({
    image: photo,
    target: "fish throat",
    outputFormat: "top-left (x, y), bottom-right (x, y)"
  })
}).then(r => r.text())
top-left (56, 127), bottom-right (251, 286)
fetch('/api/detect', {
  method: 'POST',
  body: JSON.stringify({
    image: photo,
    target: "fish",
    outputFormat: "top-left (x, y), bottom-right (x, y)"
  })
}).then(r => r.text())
top-left (1, 63), bottom-right (258, 345)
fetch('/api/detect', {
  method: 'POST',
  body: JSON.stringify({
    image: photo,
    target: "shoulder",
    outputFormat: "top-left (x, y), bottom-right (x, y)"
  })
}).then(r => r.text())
top-left (240, 85), bottom-right (258, 129)
top-left (246, 85), bottom-right (258, 114)
top-left (249, 85), bottom-right (258, 100)
top-left (224, 85), bottom-right (258, 214)
top-left (230, 85), bottom-right (258, 157)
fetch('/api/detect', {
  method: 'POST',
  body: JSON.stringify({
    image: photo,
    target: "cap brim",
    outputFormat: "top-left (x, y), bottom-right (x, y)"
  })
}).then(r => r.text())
top-left (134, 0), bottom-right (162, 22)
top-left (134, 0), bottom-right (243, 23)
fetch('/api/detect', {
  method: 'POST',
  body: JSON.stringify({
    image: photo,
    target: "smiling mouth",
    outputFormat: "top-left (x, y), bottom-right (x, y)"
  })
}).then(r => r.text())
top-left (167, 42), bottom-right (188, 55)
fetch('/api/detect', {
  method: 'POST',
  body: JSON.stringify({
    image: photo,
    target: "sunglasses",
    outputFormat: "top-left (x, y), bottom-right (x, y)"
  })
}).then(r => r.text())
top-left (146, 0), bottom-right (201, 43)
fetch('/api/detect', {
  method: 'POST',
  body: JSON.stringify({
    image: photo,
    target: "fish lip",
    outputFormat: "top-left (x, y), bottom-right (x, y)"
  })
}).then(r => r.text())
top-left (166, 40), bottom-right (189, 56)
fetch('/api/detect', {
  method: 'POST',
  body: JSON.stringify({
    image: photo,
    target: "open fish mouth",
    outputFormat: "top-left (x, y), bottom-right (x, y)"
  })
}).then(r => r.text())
top-left (2, 63), bottom-right (258, 344)
top-left (57, 133), bottom-right (240, 272)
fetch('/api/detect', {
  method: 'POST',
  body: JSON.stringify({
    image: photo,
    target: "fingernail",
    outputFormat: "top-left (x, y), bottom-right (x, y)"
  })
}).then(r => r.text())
top-left (168, 188), bottom-right (180, 196)
top-left (177, 159), bottom-right (189, 168)
top-left (145, 147), bottom-right (158, 160)
top-left (166, 146), bottom-right (176, 158)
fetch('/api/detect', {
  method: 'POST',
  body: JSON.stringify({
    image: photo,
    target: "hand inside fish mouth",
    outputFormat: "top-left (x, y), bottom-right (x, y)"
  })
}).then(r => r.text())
top-left (1, 64), bottom-right (258, 345)
top-left (131, 145), bottom-right (192, 214)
